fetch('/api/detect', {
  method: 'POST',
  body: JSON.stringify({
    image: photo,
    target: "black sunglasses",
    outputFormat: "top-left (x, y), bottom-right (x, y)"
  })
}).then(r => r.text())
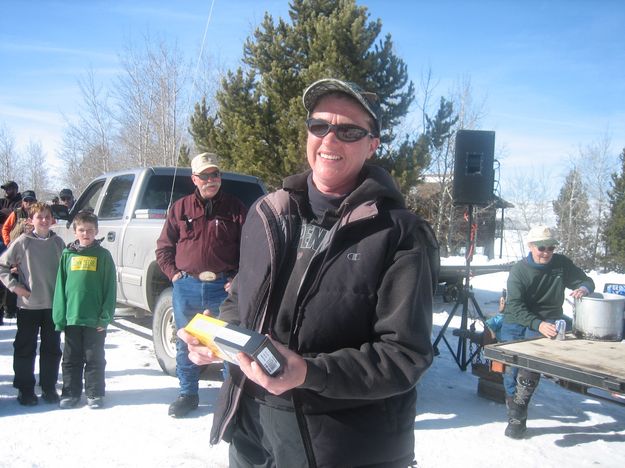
top-left (306, 118), bottom-right (376, 143)
top-left (194, 171), bottom-right (221, 181)
top-left (537, 245), bottom-right (556, 252)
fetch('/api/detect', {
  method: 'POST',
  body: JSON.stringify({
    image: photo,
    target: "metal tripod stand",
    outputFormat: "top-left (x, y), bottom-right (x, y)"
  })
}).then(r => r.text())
top-left (432, 204), bottom-right (486, 371)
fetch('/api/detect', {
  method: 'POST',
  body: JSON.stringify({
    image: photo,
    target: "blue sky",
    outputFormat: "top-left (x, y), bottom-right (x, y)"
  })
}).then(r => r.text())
top-left (1, 0), bottom-right (624, 196)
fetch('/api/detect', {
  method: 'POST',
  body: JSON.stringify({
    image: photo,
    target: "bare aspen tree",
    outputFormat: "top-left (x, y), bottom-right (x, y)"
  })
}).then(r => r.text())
top-left (0, 123), bottom-right (19, 183)
top-left (554, 167), bottom-right (593, 267)
top-left (58, 68), bottom-right (118, 188)
top-left (575, 132), bottom-right (615, 268)
top-left (115, 36), bottom-right (189, 167)
top-left (23, 140), bottom-right (49, 197)
top-left (505, 167), bottom-right (552, 230)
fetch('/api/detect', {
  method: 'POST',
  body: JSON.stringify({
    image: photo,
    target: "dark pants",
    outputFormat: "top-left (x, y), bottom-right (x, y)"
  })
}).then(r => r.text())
top-left (229, 394), bottom-right (307, 468)
top-left (228, 396), bottom-right (414, 468)
top-left (13, 308), bottom-right (62, 392)
top-left (1, 284), bottom-right (18, 319)
top-left (61, 326), bottom-right (107, 398)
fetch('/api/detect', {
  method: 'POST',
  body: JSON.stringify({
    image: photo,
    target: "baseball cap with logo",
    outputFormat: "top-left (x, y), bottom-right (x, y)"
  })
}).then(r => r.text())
top-left (302, 78), bottom-right (381, 137)
top-left (191, 153), bottom-right (220, 174)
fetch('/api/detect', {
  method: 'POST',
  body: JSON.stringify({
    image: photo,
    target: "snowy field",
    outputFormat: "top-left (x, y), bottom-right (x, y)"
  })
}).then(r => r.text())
top-left (1, 269), bottom-right (624, 468)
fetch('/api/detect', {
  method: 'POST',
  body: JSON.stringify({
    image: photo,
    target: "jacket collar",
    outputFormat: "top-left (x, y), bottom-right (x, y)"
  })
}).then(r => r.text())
top-left (282, 164), bottom-right (405, 210)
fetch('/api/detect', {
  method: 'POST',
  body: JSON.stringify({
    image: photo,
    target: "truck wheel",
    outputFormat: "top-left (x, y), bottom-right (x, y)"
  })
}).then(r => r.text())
top-left (153, 288), bottom-right (177, 376)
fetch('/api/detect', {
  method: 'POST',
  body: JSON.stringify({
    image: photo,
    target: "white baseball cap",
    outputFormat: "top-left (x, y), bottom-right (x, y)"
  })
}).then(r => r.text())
top-left (191, 153), bottom-right (220, 174)
top-left (527, 225), bottom-right (559, 246)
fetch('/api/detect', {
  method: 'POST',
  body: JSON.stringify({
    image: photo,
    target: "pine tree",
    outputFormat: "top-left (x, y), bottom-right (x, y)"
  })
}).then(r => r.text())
top-left (604, 148), bottom-right (625, 272)
top-left (553, 168), bottom-right (593, 268)
top-left (189, 0), bottom-right (418, 190)
top-left (177, 144), bottom-right (191, 167)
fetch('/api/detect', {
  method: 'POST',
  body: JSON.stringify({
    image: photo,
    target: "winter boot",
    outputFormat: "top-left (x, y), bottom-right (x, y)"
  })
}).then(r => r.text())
top-left (505, 369), bottom-right (540, 439)
top-left (515, 369), bottom-right (540, 405)
top-left (168, 394), bottom-right (199, 418)
top-left (505, 396), bottom-right (527, 439)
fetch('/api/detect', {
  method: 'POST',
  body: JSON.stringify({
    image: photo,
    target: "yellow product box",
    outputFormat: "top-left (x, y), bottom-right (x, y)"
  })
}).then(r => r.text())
top-left (185, 314), bottom-right (286, 377)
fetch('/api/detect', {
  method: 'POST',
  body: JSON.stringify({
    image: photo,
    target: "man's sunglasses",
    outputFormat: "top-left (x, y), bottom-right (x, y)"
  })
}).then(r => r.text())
top-left (306, 118), bottom-right (376, 143)
top-left (537, 245), bottom-right (556, 252)
top-left (194, 171), bottom-right (221, 181)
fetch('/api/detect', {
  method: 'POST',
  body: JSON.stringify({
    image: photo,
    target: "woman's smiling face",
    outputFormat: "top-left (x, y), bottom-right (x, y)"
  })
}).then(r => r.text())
top-left (306, 94), bottom-right (379, 196)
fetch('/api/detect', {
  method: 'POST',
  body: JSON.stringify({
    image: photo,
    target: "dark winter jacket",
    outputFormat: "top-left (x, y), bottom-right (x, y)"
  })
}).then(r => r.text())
top-left (0, 193), bottom-right (22, 224)
top-left (504, 253), bottom-right (595, 330)
top-left (210, 165), bottom-right (437, 467)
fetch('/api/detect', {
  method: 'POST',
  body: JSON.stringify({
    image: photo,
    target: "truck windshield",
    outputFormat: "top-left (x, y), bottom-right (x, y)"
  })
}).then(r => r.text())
top-left (137, 174), bottom-right (265, 210)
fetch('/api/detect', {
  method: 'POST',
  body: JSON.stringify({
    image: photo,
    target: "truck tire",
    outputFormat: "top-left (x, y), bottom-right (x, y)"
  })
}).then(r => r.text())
top-left (153, 288), bottom-right (177, 376)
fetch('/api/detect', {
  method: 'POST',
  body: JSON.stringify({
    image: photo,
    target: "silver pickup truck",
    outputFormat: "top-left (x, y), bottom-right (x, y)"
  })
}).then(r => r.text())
top-left (51, 167), bottom-right (266, 376)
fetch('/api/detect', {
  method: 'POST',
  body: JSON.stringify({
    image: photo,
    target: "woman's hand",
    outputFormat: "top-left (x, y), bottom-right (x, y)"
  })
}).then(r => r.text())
top-left (177, 328), bottom-right (219, 366)
top-left (237, 338), bottom-right (307, 396)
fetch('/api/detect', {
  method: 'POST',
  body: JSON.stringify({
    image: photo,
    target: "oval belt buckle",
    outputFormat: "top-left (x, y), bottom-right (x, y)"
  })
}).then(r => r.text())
top-left (198, 271), bottom-right (217, 282)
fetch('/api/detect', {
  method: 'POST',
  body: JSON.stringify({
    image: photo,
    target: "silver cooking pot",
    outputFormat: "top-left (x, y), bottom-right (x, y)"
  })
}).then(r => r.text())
top-left (573, 292), bottom-right (625, 341)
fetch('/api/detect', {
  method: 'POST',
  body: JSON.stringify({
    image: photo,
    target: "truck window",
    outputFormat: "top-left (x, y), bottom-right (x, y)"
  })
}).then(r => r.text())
top-left (137, 175), bottom-right (195, 210)
top-left (73, 180), bottom-right (105, 214)
top-left (220, 179), bottom-right (265, 208)
top-left (99, 174), bottom-right (135, 220)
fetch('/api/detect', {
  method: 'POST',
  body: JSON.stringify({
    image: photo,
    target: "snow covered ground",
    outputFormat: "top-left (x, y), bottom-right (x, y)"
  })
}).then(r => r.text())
top-left (1, 269), bottom-right (624, 468)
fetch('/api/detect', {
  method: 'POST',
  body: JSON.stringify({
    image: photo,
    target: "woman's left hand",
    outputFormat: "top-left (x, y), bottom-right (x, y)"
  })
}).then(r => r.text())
top-left (237, 338), bottom-right (307, 396)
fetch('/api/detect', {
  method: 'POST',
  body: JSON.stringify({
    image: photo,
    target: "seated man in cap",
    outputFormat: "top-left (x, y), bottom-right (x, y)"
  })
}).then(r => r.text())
top-left (155, 153), bottom-right (247, 418)
top-left (501, 225), bottom-right (595, 439)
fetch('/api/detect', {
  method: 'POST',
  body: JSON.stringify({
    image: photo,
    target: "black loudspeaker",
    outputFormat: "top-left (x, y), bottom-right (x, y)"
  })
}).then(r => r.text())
top-left (453, 130), bottom-right (495, 205)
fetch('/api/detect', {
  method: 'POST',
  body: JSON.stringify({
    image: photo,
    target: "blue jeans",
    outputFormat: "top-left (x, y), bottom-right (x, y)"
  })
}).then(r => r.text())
top-left (172, 274), bottom-right (228, 395)
top-left (500, 318), bottom-right (570, 396)
top-left (499, 322), bottom-right (542, 396)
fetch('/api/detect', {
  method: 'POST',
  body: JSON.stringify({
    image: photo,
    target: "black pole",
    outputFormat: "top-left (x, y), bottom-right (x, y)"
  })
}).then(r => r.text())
top-left (499, 207), bottom-right (505, 259)
top-left (432, 204), bottom-right (487, 371)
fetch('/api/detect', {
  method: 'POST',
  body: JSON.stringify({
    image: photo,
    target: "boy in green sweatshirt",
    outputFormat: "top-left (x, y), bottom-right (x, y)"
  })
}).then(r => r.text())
top-left (53, 211), bottom-right (116, 409)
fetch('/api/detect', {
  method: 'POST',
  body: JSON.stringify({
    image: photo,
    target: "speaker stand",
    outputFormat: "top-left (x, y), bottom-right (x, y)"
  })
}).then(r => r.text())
top-left (432, 204), bottom-right (487, 371)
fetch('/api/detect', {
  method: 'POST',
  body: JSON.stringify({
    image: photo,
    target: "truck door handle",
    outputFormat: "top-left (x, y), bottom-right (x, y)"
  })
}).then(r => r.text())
top-left (107, 232), bottom-right (116, 242)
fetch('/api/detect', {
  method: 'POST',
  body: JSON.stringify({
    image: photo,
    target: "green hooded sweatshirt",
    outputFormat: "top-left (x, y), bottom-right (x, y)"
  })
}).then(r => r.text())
top-left (53, 240), bottom-right (116, 331)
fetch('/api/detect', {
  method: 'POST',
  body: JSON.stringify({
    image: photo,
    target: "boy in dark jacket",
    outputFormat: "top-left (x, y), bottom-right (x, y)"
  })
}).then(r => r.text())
top-left (53, 211), bottom-right (116, 409)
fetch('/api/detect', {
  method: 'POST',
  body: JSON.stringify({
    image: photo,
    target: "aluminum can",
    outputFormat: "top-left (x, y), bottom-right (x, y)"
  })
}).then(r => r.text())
top-left (555, 319), bottom-right (566, 340)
